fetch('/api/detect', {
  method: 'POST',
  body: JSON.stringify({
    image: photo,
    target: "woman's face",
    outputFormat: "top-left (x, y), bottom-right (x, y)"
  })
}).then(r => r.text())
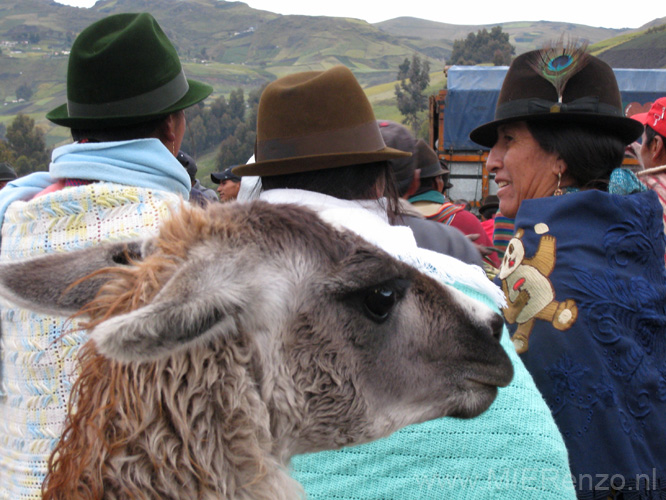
top-left (486, 122), bottom-right (563, 218)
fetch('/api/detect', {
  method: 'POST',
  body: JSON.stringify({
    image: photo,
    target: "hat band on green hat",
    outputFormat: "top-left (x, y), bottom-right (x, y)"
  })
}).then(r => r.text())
top-left (496, 96), bottom-right (623, 121)
top-left (67, 69), bottom-right (189, 118)
top-left (257, 121), bottom-right (386, 161)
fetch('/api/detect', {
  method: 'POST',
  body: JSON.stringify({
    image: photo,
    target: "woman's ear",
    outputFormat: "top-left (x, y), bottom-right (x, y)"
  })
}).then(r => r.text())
top-left (156, 114), bottom-right (177, 144)
top-left (551, 156), bottom-right (567, 177)
top-left (152, 113), bottom-right (180, 156)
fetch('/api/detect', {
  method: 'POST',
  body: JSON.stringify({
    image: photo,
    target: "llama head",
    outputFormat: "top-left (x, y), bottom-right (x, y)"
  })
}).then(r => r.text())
top-left (0, 201), bottom-right (512, 457)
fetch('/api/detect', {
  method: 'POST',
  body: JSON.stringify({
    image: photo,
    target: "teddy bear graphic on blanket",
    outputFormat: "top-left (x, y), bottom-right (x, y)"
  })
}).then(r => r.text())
top-left (499, 224), bottom-right (578, 354)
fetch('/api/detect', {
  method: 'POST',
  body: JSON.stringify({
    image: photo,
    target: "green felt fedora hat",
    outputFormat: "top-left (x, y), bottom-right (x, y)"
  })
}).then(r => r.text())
top-left (233, 66), bottom-right (410, 177)
top-left (46, 13), bottom-right (212, 129)
top-left (470, 47), bottom-right (643, 148)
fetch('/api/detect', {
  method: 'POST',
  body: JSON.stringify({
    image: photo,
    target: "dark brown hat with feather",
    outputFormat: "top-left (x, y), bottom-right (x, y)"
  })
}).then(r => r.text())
top-left (470, 41), bottom-right (643, 148)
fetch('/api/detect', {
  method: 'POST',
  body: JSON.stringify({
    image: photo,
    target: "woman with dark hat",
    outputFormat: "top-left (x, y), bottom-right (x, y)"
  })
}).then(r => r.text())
top-left (471, 41), bottom-right (666, 499)
top-left (0, 13), bottom-right (211, 499)
top-left (235, 65), bottom-right (575, 500)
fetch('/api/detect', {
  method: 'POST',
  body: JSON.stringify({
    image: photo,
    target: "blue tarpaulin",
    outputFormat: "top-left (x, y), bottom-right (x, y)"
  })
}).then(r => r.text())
top-left (444, 66), bottom-right (666, 151)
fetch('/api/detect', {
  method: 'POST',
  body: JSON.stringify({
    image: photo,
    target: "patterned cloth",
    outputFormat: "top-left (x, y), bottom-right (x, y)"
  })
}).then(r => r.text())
top-left (409, 191), bottom-right (469, 227)
top-left (492, 214), bottom-right (515, 258)
top-left (0, 183), bottom-right (180, 500)
top-left (0, 139), bottom-right (191, 248)
top-left (495, 189), bottom-right (666, 499)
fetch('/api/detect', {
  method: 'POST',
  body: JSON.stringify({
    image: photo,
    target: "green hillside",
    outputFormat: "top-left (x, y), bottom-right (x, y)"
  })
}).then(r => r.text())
top-left (592, 23), bottom-right (666, 68)
top-left (0, 0), bottom-right (662, 149)
top-left (374, 17), bottom-right (627, 55)
top-left (0, 0), bottom-right (450, 144)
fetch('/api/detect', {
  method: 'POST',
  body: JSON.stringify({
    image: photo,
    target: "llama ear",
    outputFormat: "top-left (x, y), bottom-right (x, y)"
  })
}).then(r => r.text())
top-left (90, 256), bottom-right (257, 363)
top-left (0, 240), bottom-right (149, 317)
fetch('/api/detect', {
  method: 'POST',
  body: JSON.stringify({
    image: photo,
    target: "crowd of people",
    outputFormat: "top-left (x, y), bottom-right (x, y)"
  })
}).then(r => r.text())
top-left (0, 11), bottom-right (664, 500)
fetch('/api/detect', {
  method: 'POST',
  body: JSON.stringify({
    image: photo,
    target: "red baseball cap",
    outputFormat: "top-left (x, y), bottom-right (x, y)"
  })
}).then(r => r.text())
top-left (631, 97), bottom-right (666, 137)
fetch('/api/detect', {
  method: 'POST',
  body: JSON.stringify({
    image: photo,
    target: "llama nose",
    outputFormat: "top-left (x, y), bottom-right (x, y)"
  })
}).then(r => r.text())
top-left (490, 313), bottom-right (504, 341)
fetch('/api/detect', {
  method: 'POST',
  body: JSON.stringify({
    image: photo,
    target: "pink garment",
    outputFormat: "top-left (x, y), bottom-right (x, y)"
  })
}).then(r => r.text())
top-left (481, 217), bottom-right (495, 243)
top-left (35, 179), bottom-right (96, 199)
top-left (34, 180), bottom-right (66, 198)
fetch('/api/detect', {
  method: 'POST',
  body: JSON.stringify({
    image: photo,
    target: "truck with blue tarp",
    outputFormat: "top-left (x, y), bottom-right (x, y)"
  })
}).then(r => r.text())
top-left (429, 65), bottom-right (666, 207)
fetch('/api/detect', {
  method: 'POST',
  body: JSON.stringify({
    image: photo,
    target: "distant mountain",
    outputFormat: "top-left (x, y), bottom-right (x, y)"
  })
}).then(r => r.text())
top-left (592, 21), bottom-right (666, 68)
top-left (374, 17), bottom-right (629, 55)
top-left (0, 0), bottom-right (663, 146)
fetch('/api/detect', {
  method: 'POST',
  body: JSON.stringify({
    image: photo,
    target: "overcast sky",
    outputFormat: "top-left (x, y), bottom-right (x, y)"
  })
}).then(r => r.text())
top-left (55, 0), bottom-right (663, 29)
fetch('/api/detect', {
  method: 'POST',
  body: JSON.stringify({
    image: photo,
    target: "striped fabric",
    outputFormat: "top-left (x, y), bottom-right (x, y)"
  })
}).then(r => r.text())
top-left (492, 214), bottom-right (515, 259)
top-left (427, 201), bottom-right (464, 225)
top-left (0, 183), bottom-right (180, 500)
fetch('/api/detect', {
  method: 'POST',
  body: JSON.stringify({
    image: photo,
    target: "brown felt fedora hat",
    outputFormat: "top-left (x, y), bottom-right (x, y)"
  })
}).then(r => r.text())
top-left (233, 66), bottom-right (410, 177)
top-left (470, 48), bottom-right (643, 148)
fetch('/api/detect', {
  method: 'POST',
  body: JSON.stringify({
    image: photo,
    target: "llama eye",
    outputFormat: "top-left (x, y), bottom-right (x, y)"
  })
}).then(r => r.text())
top-left (341, 278), bottom-right (409, 324)
top-left (363, 287), bottom-right (396, 322)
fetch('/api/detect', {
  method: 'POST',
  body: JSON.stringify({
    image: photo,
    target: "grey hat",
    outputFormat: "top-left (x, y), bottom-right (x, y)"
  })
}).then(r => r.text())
top-left (415, 140), bottom-right (448, 179)
top-left (0, 162), bottom-right (18, 182)
top-left (414, 141), bottom-right (453, 190)
top-left (211, 167), bottom-right (241, 184)
top-left (377, 120), bottom-right (418, 196)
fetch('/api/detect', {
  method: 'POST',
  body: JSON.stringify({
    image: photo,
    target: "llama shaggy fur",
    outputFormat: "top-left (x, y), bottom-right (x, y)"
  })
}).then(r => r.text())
top-left (0, 201), bottom-right (513, 500)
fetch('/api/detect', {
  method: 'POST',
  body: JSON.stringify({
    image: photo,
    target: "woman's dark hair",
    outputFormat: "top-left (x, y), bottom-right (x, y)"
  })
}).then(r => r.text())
top-left (526, 121), bottom-right (625, 191)
top-left (71, 116), bottom-right (168, 143)
top-left (260, 161), bottom-right (401, 221)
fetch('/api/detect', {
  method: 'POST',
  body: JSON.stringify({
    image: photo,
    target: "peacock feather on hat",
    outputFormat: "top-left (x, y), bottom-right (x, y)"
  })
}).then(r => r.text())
top-left (529, 38), bottom-right (590, 103)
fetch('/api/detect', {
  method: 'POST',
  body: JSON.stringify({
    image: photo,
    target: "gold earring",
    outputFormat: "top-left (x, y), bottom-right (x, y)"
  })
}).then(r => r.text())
top-left (553, 171), bottom-right (564, 196)
top-left (172, 143), bottom-right (177, 157)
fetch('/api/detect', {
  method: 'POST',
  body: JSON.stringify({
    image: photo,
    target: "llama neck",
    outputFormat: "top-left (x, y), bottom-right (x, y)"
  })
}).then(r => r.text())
top-left (45, 340), bottom-right (303, 500)
top-left (135, 341), bottom-right (301, 499)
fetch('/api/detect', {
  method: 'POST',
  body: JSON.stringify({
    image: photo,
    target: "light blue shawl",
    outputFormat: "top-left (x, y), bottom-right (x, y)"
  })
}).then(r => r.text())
top-left (0, 139), bottom-right (190, 228)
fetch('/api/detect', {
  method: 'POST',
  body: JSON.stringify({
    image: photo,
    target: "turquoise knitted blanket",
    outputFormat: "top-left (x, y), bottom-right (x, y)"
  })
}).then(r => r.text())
top-left (291, 284), bottom-right (576, 500)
